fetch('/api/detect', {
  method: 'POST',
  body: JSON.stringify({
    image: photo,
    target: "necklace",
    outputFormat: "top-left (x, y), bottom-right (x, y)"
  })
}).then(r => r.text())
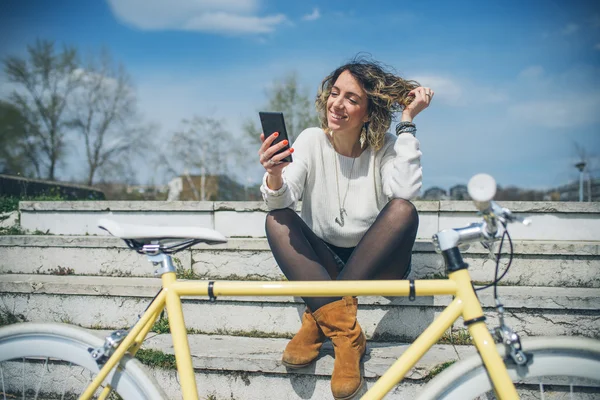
top-left (334, 155), bottom-right (356, 227)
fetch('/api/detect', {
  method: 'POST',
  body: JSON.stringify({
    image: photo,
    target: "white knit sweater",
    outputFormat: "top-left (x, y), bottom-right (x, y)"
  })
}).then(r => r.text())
top-left (260, 127), bottom-right (422, 247)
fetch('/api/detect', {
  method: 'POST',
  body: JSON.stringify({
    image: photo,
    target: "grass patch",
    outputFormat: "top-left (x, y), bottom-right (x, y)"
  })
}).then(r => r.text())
top-left (136, 348), bottom-right (177, 369)
top-left (424, 272), bottom-right (447, 280)
top-left (173, 258), bottom-right (203, 280)
top-left (176, 267), bottom-right (200, 280)
top-left (425, 360), bottom-right (456, 381)
top-left (219, 274), bottom-right (286, 281)
top-left (47, 266), bottom-right (75, 275)
top-left (0, 309), bottom-right (26, 326)
top-left (150, 315), bottom-right (292, 339)
top-left (0, 197), bottom-right (21, 213)
top-left (472, 280), bottom-right (510, 287)
top-left (195, 328), bottom-right (292, 339)
top-left (196, 274), bottom-right (287, 281)
top-left (176, 269), bottom-right (286, 282)
top-left (151, 316), bottom-right (171, 334)
top-left (0, 225), bottom-right (25, 235)
top-left (362, 329), bottom-right (474, 345)
top-left (0, 194), bottom-right (66, 213)
top-left (0, 226), bottom-right (52, 236)
top-left (439, 329), bottom-right (472, 345)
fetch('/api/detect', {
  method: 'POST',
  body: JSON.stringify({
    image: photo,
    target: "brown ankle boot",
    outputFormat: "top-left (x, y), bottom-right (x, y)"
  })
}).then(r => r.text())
top-left (313, 297), bottom-right (366, 400)
top-left (282, 307), bottom-right (326, 368)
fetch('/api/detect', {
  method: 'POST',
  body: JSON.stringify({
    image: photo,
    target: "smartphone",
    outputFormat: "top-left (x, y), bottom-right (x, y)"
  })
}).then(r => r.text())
top-left (259, 111), bottom-right (293, 163)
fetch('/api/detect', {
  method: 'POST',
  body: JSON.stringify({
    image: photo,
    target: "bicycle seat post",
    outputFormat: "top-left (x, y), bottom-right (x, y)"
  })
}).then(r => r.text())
top-left (141, 244), bottom-right (177, 277)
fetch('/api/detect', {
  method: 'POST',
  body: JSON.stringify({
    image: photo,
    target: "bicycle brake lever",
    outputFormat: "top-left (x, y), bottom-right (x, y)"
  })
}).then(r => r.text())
top-left (501, 207), bottom-right (531, 226)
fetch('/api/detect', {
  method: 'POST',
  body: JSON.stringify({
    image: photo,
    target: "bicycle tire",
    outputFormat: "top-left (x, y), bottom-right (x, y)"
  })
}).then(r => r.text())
top-left (0, 322), bottom-right (167, 400)
top-left (418, 336), bottom-right (600, 399)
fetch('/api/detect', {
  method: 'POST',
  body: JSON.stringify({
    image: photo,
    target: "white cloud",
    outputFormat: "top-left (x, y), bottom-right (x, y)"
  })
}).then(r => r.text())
top-left (412, 74), bottom-right (508, 107)
top-left (412, 75), bottom-right (463, 105)
top-left (561, 23), bottom-right (579, 35)
top-left (106, 0), bottom-right (287, 35)
top-left (595, 43), bottom-right (600, 51)
top-left (518, 65), bottom-right (544, 79)
top-left (302, 8), bottom-right (321, 21)
top-left (507, 64), bottom-right (600, 129)
top-left (184, 12), bottom-right (287, 34)
top-left (507, 95), bottom-right (600, 128)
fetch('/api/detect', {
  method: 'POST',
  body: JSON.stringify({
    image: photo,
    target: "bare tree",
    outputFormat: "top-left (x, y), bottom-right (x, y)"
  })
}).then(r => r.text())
top-left (3, 40), bottom-right (81, 180)
top-left (69, 50), bottom-right (147, 185)
top-left (161, 116), bottom-right (239, 200)
top-left (244, 72), bottom-right (320, 145)
top-left (0, 100), bottom-right (31, 175)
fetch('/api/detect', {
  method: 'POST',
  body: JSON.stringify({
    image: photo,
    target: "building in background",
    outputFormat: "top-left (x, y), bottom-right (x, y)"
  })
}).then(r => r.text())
top-left (548, 178), bottom-right (600, 202)
top-left (167, 174), bottom-right (261, 201)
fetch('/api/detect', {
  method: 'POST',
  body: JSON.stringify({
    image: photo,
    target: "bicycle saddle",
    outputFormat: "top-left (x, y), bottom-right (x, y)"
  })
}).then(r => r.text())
top-left (98, 218), bottom-right (228, 245)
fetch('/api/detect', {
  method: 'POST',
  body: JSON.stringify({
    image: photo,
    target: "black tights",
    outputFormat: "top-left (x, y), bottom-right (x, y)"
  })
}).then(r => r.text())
top-left (265, 199), bottom-right (419, 312)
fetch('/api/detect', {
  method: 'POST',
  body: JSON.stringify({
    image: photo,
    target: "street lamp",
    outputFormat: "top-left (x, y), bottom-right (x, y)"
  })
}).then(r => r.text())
top-left (575, 161), bottom-right (586, 202)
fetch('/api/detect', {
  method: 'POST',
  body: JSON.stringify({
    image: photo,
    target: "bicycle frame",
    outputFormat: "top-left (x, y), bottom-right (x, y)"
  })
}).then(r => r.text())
top-left (81, 266), bottom-right (519, 400)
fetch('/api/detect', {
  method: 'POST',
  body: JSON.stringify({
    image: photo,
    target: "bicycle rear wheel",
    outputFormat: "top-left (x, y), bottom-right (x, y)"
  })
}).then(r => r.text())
top-left (0, 322), bottom-right (166, 400)
top-left (418, 336), bottom-right (600, 399)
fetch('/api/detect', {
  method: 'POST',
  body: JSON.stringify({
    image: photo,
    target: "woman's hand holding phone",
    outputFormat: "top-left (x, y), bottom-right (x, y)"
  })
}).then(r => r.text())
top-left (258, 132), bottom-right (294, 190)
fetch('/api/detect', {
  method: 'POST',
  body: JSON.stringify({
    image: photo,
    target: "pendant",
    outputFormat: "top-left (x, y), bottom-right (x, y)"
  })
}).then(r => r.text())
top-left (335, 208), bottom-right (346, 227)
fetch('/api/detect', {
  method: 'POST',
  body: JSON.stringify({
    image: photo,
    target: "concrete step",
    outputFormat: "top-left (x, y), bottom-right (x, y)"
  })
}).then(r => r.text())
top-left (138, 333), bottom-right (477, 399)
top-left (1, 236), bottom-right (599, 287)
top-left (2, 274), bottom-right (599, 340)
top-left (17, 200), bottom-right (600, 241)
top-left (2, 325), bottom-right (476, 399)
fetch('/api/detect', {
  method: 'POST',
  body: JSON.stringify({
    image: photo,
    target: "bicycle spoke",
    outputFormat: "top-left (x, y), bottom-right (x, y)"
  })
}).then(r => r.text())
top-left (34, 357), bottom-right (49, 399)
top-left (0, 324), bottom-right (164, 399)
top-left (1, 363), bottom-right (6, 400)
top-left (60, 361), bottom-right (72, 400)
top-left (22, 358), bottom-right (24, 400)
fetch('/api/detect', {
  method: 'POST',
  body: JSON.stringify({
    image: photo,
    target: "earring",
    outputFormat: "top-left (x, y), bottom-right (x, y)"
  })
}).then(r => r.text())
top-left (359, 123), bottom-right (368, 148)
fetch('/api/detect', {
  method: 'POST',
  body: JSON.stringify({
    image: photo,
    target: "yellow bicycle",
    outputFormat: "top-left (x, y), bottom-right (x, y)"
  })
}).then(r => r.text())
top-left (1, 174), bottom-right (599, 399)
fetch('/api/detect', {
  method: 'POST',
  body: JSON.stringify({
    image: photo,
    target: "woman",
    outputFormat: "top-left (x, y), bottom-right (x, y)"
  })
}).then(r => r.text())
top-left (258, 56), bottom-right (433, 400)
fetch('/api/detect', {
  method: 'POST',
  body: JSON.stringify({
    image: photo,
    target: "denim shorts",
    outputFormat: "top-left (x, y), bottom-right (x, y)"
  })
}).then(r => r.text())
top-left (322, 240), bottom-right (412, 279)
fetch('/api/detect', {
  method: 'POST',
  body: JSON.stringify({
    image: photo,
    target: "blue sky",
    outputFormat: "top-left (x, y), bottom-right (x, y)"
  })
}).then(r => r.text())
top-left (1, 0), bottom-right (599, 190)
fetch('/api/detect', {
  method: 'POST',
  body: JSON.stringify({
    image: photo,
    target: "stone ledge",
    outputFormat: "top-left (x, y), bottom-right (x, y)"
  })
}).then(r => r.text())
top-left (19, 201), bottom-right (214, 212)
top-left (16, 200), bottom-right (440, 213)
top-left (2, 274), bottom-right (598, 310)
top-left (19, 200), bottom-right (599, 213)
top-left (1, 235), bottom-right (598, 256)
top-left (439, 201), bottom-right (600, 213)
top-left (139, 332), bottom-right (476, 380)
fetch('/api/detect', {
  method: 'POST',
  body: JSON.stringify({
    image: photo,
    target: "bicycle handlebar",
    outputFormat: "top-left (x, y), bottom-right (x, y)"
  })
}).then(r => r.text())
top-left (432, 174), bottom-right (531, 253)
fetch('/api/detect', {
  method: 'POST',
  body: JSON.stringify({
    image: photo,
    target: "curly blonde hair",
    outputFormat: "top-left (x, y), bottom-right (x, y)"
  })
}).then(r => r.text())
top-left (315, 56), bottom-right (420, 151)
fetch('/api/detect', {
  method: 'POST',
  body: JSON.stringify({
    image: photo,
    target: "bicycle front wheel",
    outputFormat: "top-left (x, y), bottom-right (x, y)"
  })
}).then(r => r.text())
top-left (418, 336), bottom-right (600, 399)
top-left (0, 322), bottom-right (167, 400)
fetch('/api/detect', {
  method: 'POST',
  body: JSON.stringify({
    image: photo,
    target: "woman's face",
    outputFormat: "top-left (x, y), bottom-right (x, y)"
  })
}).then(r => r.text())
top-left (326, 70), bottom-right (369, 136)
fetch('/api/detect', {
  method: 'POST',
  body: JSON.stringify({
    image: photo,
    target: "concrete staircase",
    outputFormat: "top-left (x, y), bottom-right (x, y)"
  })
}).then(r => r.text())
top-left (0, 200), bottom-right (599, 399)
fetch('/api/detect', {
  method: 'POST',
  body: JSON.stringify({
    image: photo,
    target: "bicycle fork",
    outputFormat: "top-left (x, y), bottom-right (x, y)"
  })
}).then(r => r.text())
top-left (453, 269), bottom-right (519, 399)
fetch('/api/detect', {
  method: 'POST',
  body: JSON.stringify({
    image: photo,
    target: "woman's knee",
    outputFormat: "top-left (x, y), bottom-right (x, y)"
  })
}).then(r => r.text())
top-left (265, 208), bottom-right (299, 234)
top-left (387, 198), bottom-right (419, 226)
